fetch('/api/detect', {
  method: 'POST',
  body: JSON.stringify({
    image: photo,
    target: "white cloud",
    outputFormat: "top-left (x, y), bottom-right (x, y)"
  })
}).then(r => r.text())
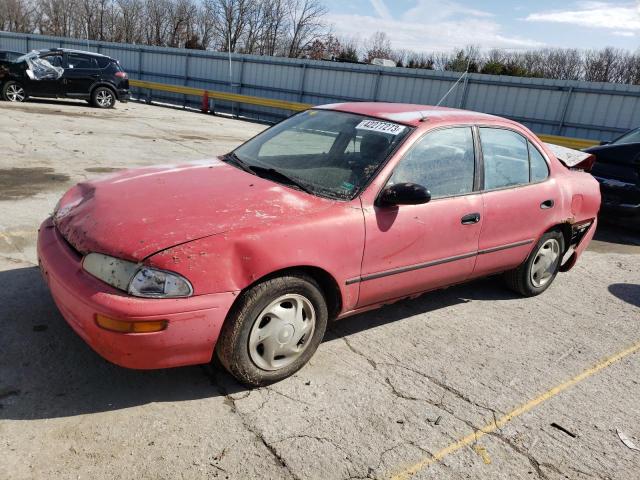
top-left (525, 2), bottom-right (640, 33)
top-left (369, 0), bottom-right (392, 20)
top-left (613, 30), bottom-right (636, 36)
top-left (327, 0), bottom-right (542, 52)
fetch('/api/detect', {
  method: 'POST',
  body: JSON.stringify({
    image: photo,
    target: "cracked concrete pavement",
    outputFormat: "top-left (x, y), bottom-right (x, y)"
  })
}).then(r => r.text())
top-left (1, 99), bottom-right (639, 480)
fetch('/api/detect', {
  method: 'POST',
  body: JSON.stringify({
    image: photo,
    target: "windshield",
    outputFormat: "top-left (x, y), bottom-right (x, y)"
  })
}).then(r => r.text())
top-left (231, 110), bottom-right (411, 199)
top-left (612, 128), bottom-right (640, 145)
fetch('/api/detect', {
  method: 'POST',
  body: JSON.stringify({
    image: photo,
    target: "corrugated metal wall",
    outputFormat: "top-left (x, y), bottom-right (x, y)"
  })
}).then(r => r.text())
top-left (2, 31), bottom-right (639, 141)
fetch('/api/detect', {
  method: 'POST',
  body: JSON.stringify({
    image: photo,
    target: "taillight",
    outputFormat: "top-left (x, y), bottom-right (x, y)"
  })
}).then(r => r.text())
top-left (115, 71), bottom-right (127, 79)
top-left (573, 154), bottom-right (596, 173)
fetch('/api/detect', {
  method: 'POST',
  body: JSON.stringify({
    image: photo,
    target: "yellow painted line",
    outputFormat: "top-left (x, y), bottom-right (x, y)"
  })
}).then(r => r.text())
top-left (129, 79), bottom-right (311, 112)
top-left (538, 134), bottom-right (598, 149)
top-left (391, 340), bottom-right (640, 480)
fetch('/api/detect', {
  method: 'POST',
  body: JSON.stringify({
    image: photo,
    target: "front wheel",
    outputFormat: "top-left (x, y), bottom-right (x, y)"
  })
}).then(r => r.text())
top-left (91, 86), bottom-right (116, 108)
top-left (504, 231), bottom-right (565, 297)
top-left (216, 274), bottom-right (328, 387)
top-left (2, 81), bottom-right (27, 102)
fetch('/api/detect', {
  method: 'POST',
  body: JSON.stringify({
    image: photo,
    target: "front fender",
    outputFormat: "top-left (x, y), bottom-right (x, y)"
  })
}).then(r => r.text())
top-left (145, 203), bottom-right (366, 312)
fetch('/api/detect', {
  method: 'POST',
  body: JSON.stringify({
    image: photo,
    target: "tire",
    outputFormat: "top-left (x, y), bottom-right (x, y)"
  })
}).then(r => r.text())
top-left (216, 274), bottom-right (328, 387)
top-left (91, 86), bottom-right (116, 108)
top-left (505, 230), bottom-right (565, 297)
top-left (2, 81), bottom-right (27, 102)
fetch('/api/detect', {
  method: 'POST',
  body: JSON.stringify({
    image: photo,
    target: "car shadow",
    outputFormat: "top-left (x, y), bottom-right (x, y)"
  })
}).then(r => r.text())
top-left (0, 266), bottom-right (518, 420)
top-left (608, 283), bottom-right (640, 308)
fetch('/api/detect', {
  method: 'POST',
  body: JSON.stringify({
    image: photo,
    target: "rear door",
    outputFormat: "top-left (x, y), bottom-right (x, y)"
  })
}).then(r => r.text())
top-left (63, 53), bottom-right (99, 97)
top-left (357, 126), bottom-right (483, 307)
top-left (474, 127), bottom-right (560, 276)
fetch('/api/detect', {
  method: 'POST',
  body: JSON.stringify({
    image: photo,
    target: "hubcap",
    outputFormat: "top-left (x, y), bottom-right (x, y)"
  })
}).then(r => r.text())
top-left (248, 294), bottom-right (316, 371)
top-left (530, 239), bottom-right (561, 287)
top-left (7, 84), bottom-right (25, 102)
top-left (96, 90), bottom-right (113, 107)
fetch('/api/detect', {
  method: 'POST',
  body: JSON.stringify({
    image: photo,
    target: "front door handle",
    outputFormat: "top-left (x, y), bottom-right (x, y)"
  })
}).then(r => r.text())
top-left (540, 199), bottom-right (555, 209)
top-left (461, 213), bottom-right (481, 225)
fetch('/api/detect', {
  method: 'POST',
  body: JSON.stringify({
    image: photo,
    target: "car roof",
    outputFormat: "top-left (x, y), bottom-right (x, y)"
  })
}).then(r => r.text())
top-left (38, 48), bottom-right (112, 59)
top-left (316, 102), bottom-right (511, 128)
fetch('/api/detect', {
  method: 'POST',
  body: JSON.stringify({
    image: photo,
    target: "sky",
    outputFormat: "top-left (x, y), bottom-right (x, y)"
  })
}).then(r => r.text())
top-left (322, 0), bottom-right (640, 52)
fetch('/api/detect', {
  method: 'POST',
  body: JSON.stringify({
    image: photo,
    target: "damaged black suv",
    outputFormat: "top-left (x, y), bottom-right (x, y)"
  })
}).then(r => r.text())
top-left (0, 48), bottom-right (129, 108)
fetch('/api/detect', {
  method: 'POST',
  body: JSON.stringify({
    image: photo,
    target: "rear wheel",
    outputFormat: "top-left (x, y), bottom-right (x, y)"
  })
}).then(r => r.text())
top-left (216, 274), bottom-right (328, 386)
top-left (91, 86), bottom-right (116, 108)
top-left (2, 81), bottom-right (27, 102)
top-left (505, 230), bottom-right (564, 297)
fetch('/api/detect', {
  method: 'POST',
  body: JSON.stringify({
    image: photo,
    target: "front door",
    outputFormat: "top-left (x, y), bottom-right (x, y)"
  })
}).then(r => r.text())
top-left (357, 126), bottom-right (483, 307)
top-left (23, 53), bottom-right (64, 97)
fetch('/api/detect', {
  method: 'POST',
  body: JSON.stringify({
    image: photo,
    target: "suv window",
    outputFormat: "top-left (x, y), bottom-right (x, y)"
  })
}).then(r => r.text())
top-left (480, 128), bottom-right (530, 189)
top-left (41, 54), bottom-right (63, 68)
top-left (389, 127), bottom-right (476, 198)
top-left (96, 56), bottom-right (112, 69)
top-left (66, 54), bottom-right (97, 69)
top-left (529, 142), bottom-right (549, 182)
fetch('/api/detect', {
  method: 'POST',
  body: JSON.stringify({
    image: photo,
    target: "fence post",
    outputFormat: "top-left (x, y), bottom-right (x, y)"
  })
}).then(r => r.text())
top-left (183, 53), bottom-right (190, 109)
top-left (372, 70), bottom-right (382, 101)
top-left (459, 75), bottom-right (470, 108)
top-left (557, 86), bottom-right (574, 136)
top-left (298, 64), bottom-right (307, 103)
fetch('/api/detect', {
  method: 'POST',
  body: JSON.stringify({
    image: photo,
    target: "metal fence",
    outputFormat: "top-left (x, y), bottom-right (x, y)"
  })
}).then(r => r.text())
top-left (2, 30), bottom-right (640, 141)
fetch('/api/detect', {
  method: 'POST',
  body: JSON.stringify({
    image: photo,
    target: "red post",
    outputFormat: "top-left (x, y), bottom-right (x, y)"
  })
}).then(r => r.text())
top-left (201, 91), bottom-right (209, 113)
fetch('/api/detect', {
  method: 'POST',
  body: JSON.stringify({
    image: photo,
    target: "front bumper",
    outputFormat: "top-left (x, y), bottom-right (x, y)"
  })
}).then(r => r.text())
top-left (37, 217), bottom-right (238, 369)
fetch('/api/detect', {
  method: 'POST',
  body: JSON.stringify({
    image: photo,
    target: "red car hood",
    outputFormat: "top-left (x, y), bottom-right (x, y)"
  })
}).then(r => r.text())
top-left (54, 158), bottom-right (334, 261)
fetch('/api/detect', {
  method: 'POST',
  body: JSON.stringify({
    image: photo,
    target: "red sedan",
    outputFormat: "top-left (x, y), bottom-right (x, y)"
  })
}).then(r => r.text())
top-left (38, 103), bottom-right (600, 386)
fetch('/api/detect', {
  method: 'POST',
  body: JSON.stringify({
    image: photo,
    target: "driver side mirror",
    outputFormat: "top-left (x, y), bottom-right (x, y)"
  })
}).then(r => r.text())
top-left (599, 140), bottom-right (610, 146)
top-left (378, 183), bottom-right (431, 207)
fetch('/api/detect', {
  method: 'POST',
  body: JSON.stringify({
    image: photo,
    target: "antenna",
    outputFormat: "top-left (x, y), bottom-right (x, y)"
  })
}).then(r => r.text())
top-left (436, 58), bottom-right (471, 107)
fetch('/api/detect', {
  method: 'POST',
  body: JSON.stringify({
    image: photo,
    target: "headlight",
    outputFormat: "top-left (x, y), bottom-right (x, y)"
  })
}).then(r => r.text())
top-left (83, 253), bottom-right (193, 298)
top-left (129, 267), bottom-right (193, 298)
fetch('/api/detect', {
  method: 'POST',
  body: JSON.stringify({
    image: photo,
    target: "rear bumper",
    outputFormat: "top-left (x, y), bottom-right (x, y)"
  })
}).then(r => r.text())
top-left (117, 89), bottom-right (130, 102)
top-left (37, 217), bottom-right (238, 369)
top-left (560, 218), bottom-right (597, 272)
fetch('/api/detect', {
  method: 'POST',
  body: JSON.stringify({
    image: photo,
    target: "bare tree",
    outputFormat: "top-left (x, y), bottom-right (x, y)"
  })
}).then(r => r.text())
top-left (364, 31), bottom-right (391, 63)
top-left (0, 0), bottom-right (37, 32)
top-left (286, 0), bottom-right (326, 58)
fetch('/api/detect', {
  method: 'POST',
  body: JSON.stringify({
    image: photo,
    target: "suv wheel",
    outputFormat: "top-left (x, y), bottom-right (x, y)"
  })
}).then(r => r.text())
top-left (2, 81), bottom-right (27, 102)
top-left (216, 274), bottom-right (328, 387)
top-left (92, 87), bottom-right (116, 108)
top-left (505, 230), bottom-right (565, 297)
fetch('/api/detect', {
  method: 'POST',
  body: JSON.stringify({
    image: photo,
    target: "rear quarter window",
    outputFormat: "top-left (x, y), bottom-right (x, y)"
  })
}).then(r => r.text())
top-left (529, 142), bottom-right (549, 182)
top-left (96, 57), bottom-right (112, 69)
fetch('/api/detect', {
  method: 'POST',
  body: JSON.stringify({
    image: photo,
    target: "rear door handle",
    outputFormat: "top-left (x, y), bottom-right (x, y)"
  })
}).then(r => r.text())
top-left (461, 213), bottom-right (481, 225)
top-left (540, 199), bottom-right (555, 209)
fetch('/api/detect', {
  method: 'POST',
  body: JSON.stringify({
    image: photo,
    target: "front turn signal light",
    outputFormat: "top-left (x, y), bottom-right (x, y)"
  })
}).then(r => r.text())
top-left (95, 315), bottom-right (167, 333)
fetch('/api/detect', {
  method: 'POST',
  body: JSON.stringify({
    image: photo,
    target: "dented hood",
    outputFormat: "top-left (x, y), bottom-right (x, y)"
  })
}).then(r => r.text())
top-left (54, 158), bottom-right (334, 261)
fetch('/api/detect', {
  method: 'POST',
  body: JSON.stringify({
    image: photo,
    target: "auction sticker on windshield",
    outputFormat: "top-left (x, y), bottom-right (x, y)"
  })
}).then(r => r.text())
top-left (356, 120), bottom-right (406, 135)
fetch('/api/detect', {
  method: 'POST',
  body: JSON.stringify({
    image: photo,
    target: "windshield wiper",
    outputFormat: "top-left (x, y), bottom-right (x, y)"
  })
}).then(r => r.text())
top-left (249, 166), bottom-right (314, 194)
top-left (222, 152), bottom-right (254, 174)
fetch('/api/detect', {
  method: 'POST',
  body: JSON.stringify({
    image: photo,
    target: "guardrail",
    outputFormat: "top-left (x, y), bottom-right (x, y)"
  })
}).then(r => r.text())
top-left (129, 79), bottom-right (600, 150)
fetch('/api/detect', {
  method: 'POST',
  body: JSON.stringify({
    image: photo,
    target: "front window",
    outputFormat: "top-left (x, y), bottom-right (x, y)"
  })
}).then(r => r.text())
top-left (231, 110), bottom-right (411, 199)
top-left (389, 127), bottom-right (476, 199)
